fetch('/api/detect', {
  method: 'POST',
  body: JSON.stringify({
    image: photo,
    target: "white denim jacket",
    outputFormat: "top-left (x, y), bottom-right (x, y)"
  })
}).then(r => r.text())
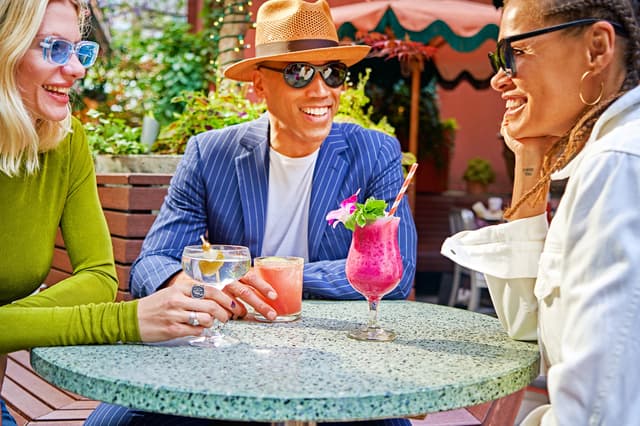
top-left (442, 85), bottom-right (640, 426)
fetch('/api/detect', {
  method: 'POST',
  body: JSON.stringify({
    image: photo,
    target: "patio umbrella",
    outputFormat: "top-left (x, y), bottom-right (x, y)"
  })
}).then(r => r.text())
top-left (331, 0), bottom-right (501, 157)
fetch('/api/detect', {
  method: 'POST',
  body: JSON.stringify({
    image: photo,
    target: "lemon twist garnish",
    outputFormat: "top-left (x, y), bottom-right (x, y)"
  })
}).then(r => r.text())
top-left (199, 235), bottom-right (223, 275)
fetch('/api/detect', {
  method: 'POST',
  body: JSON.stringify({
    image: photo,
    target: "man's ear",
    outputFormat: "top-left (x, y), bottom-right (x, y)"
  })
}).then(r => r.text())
top-left (252, 69), bottom-right (265, 98)
top-left (586, 21), bottom-right (617, 72)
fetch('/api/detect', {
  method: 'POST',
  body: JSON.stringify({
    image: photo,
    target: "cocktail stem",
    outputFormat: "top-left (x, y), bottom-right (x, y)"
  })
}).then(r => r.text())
top-left (367, 298), bottom-right (382, 329)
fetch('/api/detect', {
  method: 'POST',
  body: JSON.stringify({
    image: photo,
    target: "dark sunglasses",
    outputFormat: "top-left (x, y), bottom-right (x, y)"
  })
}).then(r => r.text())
top-left (488, 18), bottom-right (627, 77)
top-left (39, 36), bottom-right (100, 68)
top-left (258, 62), bottom-right (348, 88)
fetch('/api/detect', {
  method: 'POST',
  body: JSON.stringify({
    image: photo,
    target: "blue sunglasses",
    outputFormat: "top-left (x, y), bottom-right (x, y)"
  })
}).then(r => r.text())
top-left (40, 36), bottom-right (100, 68)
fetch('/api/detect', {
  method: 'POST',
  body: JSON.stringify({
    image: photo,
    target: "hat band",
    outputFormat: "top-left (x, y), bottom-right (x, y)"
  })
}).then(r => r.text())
top-left (255, 39), bottom-right (339, 58)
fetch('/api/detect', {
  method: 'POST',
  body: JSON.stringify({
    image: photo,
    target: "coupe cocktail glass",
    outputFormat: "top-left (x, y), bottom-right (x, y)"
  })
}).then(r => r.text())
top-left (345, 216), bottom-right (403, 341)
top-left (181, 244), bottom-right (250, 348)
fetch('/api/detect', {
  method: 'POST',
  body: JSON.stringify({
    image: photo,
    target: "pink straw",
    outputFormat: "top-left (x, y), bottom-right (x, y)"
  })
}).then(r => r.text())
top-left (387, 163), bottom-right (418, 217)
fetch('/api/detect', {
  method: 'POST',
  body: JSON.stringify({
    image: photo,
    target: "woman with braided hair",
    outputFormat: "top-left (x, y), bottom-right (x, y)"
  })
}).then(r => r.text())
top-left (442, 0), bottom-right (640, 424)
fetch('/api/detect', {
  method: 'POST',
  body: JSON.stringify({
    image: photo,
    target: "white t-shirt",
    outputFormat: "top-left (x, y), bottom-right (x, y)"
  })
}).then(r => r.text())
top-left (261, 147), bottom-right (319, 261)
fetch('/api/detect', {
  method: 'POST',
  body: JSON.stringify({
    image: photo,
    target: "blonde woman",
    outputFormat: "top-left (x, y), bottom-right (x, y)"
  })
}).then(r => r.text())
top-left (0, 2), bottom-right (276, 423)
top-left (443, 0), bottom-right (640, 424)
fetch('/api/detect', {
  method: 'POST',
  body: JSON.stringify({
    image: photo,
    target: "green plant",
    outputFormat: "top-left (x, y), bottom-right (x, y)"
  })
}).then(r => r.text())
top-left (84, 110), bottom-right (148, 156)
top-left (463, 157), bottom-right (496, 185)
top-left (152, 84), bottom-right (267, 155)
top-left (335, 69), bottom-right (395, 136)
top-left (77, 1), bottom-right (248, 128)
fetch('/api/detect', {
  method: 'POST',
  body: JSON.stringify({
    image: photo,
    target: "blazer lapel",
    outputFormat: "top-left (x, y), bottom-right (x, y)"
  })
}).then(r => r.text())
top-left (235, 116), bottom-right (270, 256)
top-left (308, 128), bottom-right (349, 260)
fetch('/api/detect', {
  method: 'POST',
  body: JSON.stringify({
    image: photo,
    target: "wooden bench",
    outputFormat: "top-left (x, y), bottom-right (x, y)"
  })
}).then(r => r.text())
top-left (1, 351), bottom-right (99, 425)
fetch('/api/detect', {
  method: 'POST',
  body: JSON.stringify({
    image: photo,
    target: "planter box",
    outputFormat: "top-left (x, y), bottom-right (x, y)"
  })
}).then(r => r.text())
top-left (94, 154), bottom-right (182, 174)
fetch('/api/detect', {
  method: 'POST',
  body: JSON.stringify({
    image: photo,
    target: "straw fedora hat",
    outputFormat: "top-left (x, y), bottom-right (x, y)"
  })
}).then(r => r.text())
top-left (223, 0), bottom-right (371, 82)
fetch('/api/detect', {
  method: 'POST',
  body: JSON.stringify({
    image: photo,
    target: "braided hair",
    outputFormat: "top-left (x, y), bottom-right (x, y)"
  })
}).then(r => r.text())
top-left (503, 0), bottom-right (640, 219)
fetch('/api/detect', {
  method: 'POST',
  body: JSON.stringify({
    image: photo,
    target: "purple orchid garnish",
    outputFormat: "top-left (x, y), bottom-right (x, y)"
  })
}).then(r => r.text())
top-left (326, 189), bottom-right (360, 228)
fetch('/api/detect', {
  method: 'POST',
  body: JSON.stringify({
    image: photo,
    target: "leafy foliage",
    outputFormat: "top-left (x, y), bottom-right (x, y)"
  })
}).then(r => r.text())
top-left (84, 110), bottom-right (148, 156)
top-left (335, 69), bottom-right (395, 136)
top-left (152, 85), bottom-right (266, 154)
top-left (463, 157), bottom-right (496, 185)
top-left (344, 198), bottom-right (388, 231)
top-left (77, 1), bottom-right (250, 128)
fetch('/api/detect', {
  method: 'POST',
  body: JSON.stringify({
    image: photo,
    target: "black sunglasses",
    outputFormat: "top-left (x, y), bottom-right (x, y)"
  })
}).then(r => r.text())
top-left (489, 18), bottom-right (628, 77)
top-left (258, 62), bottom-right (348, 88)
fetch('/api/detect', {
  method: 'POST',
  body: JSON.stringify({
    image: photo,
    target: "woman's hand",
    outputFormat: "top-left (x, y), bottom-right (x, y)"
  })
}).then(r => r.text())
top-left (136, 272), bottom-right (277, 343)
top-left (502, 126), bottom-right (557, 158)
top-left (502, 126), bottom-right (559, 220)
top-left (170, 269), bottom-right (278, 320)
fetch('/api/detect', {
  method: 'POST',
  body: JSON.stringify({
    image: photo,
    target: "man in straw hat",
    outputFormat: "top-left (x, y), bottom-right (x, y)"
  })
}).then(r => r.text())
top-left (86, 2), bottom-right (416, 422)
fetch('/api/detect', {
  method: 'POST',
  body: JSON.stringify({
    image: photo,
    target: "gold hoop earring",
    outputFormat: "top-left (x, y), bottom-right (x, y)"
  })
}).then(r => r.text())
top-left (579, 71), bottom-right (604, 106)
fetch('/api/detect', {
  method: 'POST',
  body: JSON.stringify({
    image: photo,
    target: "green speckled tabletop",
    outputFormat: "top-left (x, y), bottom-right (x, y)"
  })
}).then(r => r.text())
top-left (31, 301), bottom-right (539, 422)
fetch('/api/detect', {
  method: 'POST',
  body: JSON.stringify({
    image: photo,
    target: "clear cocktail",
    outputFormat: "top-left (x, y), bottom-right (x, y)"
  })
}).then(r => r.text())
top-left (182, 244), bottom-right (250, 348)
top-left (253, 256), bottom-right (303, 322)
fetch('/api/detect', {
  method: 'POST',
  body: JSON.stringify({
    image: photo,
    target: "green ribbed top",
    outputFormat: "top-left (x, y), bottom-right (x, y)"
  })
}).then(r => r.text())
top-left (0, 118), bottom-right (139, 354)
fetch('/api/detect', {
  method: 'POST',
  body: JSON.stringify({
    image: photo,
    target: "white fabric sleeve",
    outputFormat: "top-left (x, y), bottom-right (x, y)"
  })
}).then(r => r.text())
top-left (441, 214), bottom-right (548, 341)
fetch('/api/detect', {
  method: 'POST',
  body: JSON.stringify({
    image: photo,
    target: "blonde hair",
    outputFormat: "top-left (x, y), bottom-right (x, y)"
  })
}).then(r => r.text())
top-left (503, 0), bottom-right (640, 218)
top-left (0, 0), bottom-right (86, 177)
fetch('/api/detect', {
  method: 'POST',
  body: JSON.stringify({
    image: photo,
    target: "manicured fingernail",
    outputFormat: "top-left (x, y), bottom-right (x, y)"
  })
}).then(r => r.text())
top-left (230, 301), bottom-right (237, 309)
top-left (268, 310), bottom-right (277, 320)
top-left (268, 291), bottom-right (277, 300)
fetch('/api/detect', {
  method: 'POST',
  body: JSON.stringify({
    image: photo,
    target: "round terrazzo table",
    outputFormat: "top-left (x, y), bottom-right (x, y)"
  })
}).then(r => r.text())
top-left (31, 300), bottom-right (539, 424)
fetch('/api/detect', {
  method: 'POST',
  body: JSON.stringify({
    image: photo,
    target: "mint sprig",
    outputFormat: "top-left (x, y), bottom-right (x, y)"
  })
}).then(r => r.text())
top-left (343, 197), bottom-right (387, 231)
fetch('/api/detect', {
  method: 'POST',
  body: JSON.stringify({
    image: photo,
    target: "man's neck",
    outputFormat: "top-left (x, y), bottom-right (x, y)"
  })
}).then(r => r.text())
top-left (268, 122), bottom-right (325, 157)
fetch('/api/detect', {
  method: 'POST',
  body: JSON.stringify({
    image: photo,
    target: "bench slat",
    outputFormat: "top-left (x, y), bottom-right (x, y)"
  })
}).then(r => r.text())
top-left (1, 378), bottom-right (51, 420)
top-left (36, 407), bottom-right (98, 421)
top-left (2, 351), bottom-right (99, 426)
top-left (5, 360), bottom-right (75, 408)
top-left (104, 210), bottom-right (157, 238)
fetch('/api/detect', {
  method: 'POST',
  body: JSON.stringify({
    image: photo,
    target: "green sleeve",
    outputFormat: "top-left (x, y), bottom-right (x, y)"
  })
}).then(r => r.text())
top-left (0, 300), bottom-right (140, 354)
top-left (0, 119), bottom-right (140, 354)
top-left (58, 118), bottom-right (119, 306)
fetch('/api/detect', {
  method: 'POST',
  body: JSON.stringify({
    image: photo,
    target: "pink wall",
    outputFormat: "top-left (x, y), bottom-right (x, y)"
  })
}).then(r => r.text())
top-left (439, 82), bottom-right (510, 195)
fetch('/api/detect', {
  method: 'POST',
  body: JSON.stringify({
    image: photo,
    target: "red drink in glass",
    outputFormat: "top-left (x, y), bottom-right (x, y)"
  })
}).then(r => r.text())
top-left (345, 216), bottom-right (402, 341)
top-left (254, 256), bottom-right (303, 322)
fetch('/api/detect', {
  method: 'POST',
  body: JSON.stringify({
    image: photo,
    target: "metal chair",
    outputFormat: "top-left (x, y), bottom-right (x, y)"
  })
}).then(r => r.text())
top-left (447, 208), bottom-right (488, 312)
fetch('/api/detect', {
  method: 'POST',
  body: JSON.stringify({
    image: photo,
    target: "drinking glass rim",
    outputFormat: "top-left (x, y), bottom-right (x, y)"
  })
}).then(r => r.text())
top-left (253, 255), bottom-right (304, 266)
top-left (182, 244), bottom-right (250, 256)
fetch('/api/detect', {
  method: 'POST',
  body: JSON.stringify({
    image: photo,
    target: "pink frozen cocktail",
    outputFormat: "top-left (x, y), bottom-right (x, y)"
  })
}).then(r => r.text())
top-left (345, 216), bottom-right (403, 341)
top-left (346, 217), bottom-right (403, 300)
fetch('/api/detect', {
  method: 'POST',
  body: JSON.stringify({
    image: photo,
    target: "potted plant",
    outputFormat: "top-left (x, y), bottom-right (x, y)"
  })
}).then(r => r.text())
top-left (463, 157), bottom-right (496, 194)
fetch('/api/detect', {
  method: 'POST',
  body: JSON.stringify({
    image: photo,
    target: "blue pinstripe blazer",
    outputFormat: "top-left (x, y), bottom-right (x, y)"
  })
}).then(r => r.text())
top-left (130, 114), bottom-right (417, 300)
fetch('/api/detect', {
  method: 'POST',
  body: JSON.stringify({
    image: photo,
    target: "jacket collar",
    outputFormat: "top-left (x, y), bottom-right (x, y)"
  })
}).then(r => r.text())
top-left (552, 85), bottom-right (640, 180)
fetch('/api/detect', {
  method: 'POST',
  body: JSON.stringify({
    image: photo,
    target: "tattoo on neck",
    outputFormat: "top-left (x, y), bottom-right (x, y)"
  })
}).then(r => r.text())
top-left (523, 167), bottom-right (535, 176)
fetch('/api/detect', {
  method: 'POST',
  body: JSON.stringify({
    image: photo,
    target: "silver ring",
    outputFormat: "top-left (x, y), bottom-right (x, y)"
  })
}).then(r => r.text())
top-left (191, 284), bottom-right (205, 299)
top-left (188, 311), bottom-right (200, 327)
